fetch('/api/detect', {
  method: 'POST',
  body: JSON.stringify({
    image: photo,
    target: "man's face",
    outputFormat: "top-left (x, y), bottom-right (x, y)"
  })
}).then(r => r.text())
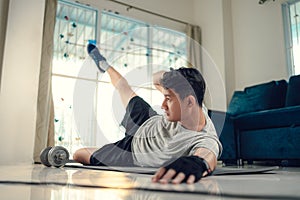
top-left (161, 88), bottom-right (184, 122)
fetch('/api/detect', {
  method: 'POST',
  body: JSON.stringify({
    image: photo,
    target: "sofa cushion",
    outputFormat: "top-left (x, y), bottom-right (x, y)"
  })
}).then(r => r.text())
top-left (234, 105), bottom-right (300, 130)
top-left (227, 80), bottom-right (287, 116)
top-left (286, 75), bottom-right (300, 107)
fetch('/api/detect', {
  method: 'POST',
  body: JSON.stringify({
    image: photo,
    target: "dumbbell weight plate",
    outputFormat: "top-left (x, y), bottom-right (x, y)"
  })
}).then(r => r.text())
top-left (40, 146), bottom-right (53, 167)
top-left (47, 146), bottom-right (70, 167)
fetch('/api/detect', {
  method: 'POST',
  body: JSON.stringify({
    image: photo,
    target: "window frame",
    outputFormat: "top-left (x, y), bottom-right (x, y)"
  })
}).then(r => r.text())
top-left (282, 0), bottom-right (300, 76)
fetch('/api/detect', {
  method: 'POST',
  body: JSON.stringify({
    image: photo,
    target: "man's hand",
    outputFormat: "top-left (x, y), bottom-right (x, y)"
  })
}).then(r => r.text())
top-left (151, 156), bottom-right (208, 184)
top-left (152, 71), bottom-right (166, 93)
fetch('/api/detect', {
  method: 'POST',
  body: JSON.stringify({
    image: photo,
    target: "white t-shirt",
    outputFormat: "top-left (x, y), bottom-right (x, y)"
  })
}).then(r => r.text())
top-left (131, 108), bottom-right (223, 167)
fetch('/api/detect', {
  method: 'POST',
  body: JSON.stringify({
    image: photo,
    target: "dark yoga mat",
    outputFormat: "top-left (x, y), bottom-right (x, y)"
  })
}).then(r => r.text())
top-left (64, 163), bottom-right (279, 175)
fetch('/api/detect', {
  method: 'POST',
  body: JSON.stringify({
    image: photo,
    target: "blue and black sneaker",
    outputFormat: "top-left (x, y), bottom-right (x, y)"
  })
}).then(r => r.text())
top-left (87, 43), bottom-right (110, 73)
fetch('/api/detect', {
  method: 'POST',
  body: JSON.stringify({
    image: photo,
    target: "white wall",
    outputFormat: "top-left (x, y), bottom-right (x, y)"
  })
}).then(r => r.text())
top-left (192, 0), bottom-right (227, 111)
top-left (0, 0), bottom-right (45, 164)
top-left (231, 0), bottom-right (288, 90)
top-left (192, 0), bottom-right (288, 106)
top-left (193, 0), bottom-right (225, 78)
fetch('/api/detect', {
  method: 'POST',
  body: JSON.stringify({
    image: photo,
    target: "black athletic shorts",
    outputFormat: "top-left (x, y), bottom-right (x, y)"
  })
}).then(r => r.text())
top-left (89, 96), bottom-right (157, 166)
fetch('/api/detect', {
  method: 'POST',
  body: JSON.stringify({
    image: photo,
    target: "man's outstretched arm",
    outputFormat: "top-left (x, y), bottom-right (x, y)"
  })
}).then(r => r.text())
top-left (152, 148), bottom-right (217, 184)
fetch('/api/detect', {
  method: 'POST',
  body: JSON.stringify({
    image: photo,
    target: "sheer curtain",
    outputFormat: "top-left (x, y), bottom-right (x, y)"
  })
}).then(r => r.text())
top-left (186, 24), bottom-right (202, 71)
top-left (33, 0), bottom-right (57, 163)
top-left (0, 0), bottom-right (9, 90)
top-left (186, 24), bottom-right (213, 108)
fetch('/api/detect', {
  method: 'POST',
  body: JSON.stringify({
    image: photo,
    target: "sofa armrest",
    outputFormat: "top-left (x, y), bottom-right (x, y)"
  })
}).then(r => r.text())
top-left (208, 110), bottom-right (226, 137)
top-left (209, 110), bottom-right (237, 160)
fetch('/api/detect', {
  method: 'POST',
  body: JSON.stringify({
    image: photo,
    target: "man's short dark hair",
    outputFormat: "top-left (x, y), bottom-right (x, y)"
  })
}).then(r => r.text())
top-left (160, 67), bottom-right (206, 106)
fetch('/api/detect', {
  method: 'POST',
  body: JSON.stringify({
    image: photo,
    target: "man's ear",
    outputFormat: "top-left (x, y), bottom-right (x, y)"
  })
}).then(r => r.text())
top-left (186, 95), bottom-right (196, 107)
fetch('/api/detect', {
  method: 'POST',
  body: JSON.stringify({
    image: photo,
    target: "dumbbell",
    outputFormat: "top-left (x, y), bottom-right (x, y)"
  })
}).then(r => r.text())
top-left (40, 146), bottom-right (70, 167)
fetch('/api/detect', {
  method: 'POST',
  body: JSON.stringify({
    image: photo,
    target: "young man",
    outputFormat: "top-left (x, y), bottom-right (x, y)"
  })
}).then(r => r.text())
top-left (73, 44), bottom-right (222, 184)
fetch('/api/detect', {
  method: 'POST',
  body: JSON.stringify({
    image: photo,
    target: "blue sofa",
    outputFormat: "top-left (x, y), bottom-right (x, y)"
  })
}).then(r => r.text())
top-left (210, 74), bottom-right (300, 166)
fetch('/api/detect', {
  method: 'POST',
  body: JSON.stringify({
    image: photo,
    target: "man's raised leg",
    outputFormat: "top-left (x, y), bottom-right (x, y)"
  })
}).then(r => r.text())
top-left (73, 44), bottom-right (137, 164)
top-left (88, 43), bottom-right (136, 107)
top-left (106, 67), bottom-right (137, 108)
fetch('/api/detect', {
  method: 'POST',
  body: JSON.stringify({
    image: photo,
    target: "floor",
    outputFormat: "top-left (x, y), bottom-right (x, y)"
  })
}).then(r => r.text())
top-left (0, 163), bottom-right (300, 200)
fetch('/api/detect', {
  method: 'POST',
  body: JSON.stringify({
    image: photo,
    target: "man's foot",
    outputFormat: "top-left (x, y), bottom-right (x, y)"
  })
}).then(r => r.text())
top-left (87, 43), bottom-right (110, 73)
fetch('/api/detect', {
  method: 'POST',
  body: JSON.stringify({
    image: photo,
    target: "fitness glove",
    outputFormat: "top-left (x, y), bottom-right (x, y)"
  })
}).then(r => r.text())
top-left (164, 156), bottom-right (210, 182)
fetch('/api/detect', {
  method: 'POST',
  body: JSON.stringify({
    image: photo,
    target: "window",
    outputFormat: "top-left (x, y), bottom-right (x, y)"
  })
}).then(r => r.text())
top-left (52, 1), bottom-right (187, 154)
top-left (52, 0), bottom-right (98, 154)
top-left (283, 0), bottom-right (300, 75)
